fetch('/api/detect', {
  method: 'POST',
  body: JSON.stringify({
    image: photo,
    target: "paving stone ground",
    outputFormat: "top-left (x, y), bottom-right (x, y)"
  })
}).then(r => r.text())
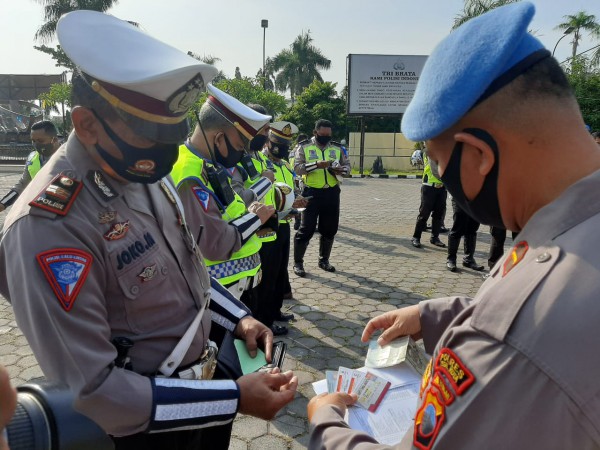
top-left (0, 170), bottom-right (500, 448)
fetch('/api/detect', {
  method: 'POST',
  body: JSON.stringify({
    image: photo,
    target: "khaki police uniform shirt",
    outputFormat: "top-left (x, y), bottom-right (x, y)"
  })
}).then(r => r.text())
top-left (0, 133), bottom-right (212, 436)
top-left (310, 169), bottom-right (600, 449)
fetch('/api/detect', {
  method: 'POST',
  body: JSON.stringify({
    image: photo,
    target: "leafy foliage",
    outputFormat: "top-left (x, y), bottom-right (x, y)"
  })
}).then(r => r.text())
top-left (566, 56), bottom-right (600, 131)
top-left (33, 45), bottom-right (75, 70)
top-left (453, 0), bottom-right (521, 29)
top-left (280, 80), bottom-right (345, 138)
top-left (556, 12), bottom-right (600, 66)
top-left (270, 31), bottom-right (331, 102)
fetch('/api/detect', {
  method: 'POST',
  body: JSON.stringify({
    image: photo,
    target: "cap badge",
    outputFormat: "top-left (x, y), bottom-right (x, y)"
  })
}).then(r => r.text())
top-left (167, 73), bottom-right (205, 115)
top-left (282, 124), bottom-right (292, 136)
top-left (104, 220), bottom-right (130, 241)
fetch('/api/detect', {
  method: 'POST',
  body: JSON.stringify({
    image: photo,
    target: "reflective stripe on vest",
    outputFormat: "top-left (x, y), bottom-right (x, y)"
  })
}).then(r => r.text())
top-left (303, 144), bottom-right (341, 188)
top-left (264, 153), bottom-right (295, 224)
top-left (26, 152), bottom-right (42, 179)
top-left (171, 144), bottom-right (262, 285)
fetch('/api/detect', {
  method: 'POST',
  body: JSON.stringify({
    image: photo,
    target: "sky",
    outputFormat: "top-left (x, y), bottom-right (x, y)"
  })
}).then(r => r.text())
top-left (1, 0), bottom-right (599, 94)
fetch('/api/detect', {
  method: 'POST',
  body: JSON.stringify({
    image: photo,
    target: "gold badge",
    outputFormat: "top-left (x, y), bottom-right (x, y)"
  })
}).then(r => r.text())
top-left (103, 220), bottom-right (130, 241)
top-left (98, 211), bottom-right (117, 224)
top-left (503, 240), bottom-right (529, 277)
top-left (138, 264), bottom-right (157, 282)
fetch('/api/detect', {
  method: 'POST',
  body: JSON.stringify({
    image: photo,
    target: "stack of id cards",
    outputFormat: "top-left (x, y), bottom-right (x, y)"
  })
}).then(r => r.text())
top-left (326, 367), bottom-right (391, 413)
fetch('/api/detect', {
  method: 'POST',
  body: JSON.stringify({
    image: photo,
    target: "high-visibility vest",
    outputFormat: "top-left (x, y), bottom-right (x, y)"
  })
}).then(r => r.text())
top-left (302, 143), bottom-right (342, 188)
top-left (262, 151), bottom-right (295, 224)
top-left (171, 144), bottom-right (262, 285)
top-left (422, 154), bottom-right (442, 185)
top-left (241, 153), bottom-right (277, 243)
top-left (26, 152), bottom-right (42, 179)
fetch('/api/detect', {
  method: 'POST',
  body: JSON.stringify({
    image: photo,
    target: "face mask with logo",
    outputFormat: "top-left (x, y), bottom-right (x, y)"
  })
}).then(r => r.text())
top-left (440, 128), bottom-right (504, 228)
top-left (34, 142), bottom-right (55, 157)
top-left (270, 143), bottom-right (289, 159)
top-left (93, 112), bottom-right (178, 184)
top-left (315, 135), bottom-right (332, 145)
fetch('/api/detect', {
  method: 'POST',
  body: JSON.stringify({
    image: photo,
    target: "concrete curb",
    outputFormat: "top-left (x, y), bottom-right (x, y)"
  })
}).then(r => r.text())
top-left (350, 174), bottom-right (420, 179)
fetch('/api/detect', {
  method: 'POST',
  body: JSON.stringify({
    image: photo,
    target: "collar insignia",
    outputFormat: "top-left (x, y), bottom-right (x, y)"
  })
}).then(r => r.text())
top-left (87, 170), bottom-right (118, 202)
top-left (503, 240), bottom-right (529, 277)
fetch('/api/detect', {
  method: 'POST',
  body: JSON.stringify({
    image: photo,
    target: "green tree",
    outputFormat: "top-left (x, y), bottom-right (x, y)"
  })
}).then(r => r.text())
top-left (270, 31), bottom-right (331, 103)
top-left (33, 0), bottom-right (120, 43)
top-left (38, 82), bottom-right (73, 133)
top-left (453, 0), bottom-right (521, 29)
top-left (566, 56), bottom-right (600, 131)
top-left (280, 80), bottom-right (346, 139)
top-left (556, 12), bottom-right (600, 66)
top-left (33, 44), bottom-right (76, 70)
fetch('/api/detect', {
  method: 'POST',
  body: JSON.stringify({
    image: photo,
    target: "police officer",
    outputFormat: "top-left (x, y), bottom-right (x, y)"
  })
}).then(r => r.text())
top-left (308, 3), bottom-right (600, 448)
top-left (446, 199), bottom-right (484, 272)
top-left (0, 120), bottom-right (60, 211)
top-left (254, 121), bottom-right (308, 335)
top-left (411, 149), bottom-right (447, 249)
top-left (171, 85), bottom-right (275, 305)
top-left (293, 119), bottom-right (350, 277)
top-left (0, 12), bottom-right (297, 450)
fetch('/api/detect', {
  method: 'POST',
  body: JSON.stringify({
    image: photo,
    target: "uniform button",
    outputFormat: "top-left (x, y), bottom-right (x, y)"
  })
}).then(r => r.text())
top-left (535, 252), bottom-right (551, 263)
top-left (161, 267), bottom-right (168, 275)
top-left (130, 285), bottom-right (140, 295)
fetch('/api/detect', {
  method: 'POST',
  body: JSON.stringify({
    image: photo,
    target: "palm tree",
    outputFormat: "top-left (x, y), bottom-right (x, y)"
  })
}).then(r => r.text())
top-left (187, 52), bottom-right (226, 83)
top-left (33, 0), bottom-right (120, 43)
top-left (270, 31), bottom-right (331, 103)
top-left (556, 12), bottom-right (600, 63)
top-left (453, 0), bottom-right (521, 30)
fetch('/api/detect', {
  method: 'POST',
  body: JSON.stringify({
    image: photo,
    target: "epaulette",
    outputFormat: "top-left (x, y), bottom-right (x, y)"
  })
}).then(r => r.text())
top-left (297, 139), bottom-right (311, 146)
top-left (29, 171), bottom-right (82, 217)
top-left (330, 141), bottom-right (343, 148)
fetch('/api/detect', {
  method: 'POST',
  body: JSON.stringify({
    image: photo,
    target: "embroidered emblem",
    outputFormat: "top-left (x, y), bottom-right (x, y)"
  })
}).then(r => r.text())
top-left (309, 149), bottom-right (318, 160)
top-left (420, 359), bottom-right (433, 398)
top-left (132, 160), bottom-right (155, 174)
top-left (87, 170), bottom-right (118, 201)
top-left (227, 167), bottom-right (236, 176)
top-left (36, 249), bottom-right (93, 311)
top-left (414, 386), bottom-right (446, 450)
top-left (138, 264), bottom-right (157, 282)
top-left (115, 232), bottom-right (156, 270)
top-left (503, 240), bottom-right (529, 277)
top-left (104, 220), bottom-right (130, 241)
top-left (329, 149), bottom-right (337, 159)
top-left (435, 348), bottom-right (475, 396)
top-left (29, 173), bottom-right (82, 216)
top-left (192, 186), bottom-right (210, 212)
top-left (98, 211), bottom-right (117, 224)
top-left (431, 372), bottom-right (454, 405)
top-left (167, 73), bottom-right (204, 114)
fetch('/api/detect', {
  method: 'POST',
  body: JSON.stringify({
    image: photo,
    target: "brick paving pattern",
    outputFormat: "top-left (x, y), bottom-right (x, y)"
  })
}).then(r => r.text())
top-left (0, 170), bottom-right (497, 448)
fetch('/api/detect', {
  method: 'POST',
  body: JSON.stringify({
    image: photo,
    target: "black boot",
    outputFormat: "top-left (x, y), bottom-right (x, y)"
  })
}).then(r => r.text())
top-left (293, 240), bottom-right (308, 277)
top-left (446, 234), bottom-right (460, 272)
top-left (463, 234), bottom-right (484, 271)
top-left (318, 237), bottom-right (336, 272)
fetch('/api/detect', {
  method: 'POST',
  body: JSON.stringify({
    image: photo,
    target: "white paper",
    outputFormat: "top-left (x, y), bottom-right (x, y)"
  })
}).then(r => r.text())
top-left (346, 383), bottom-right (420, 446)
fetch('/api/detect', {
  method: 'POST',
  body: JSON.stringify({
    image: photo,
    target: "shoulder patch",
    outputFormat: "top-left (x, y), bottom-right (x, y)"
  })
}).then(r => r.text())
top-left (36, 249), bottom-right (93, 311)
top-left (29, 173), bottom-right (82, 216)
top-left (414, 386), bottom-right (446, 450)
top-left (87, 170), bottom-right (119, 202)
top-left (435, 348), bottom-right (475, 396)
top-left (192, 186), bottom-right (210, 211)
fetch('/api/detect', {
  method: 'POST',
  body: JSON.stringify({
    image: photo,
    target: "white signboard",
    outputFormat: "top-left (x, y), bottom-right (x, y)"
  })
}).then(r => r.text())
top-left (347, 54), bottom-right (428, 115)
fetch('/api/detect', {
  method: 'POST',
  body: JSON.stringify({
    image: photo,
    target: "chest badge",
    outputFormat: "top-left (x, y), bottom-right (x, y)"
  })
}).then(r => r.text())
top-left (98, 210), bottom-right (117, 224)
top-left (104, 220), bottom-right (130, 241)
top-left (138, 264), bottom-right (157, 282)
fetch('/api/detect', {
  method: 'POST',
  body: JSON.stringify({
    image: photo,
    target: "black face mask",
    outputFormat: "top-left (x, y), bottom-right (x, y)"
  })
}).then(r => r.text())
top-left (249, 134), bottom-right (268, 152)
top-left (270, 143), bottom-right (289, 159)
top-left (315, 135), bottom-right (331, 145)
top-left (93, 112), bottom-right (178, 184)
top-left (441, 128), bottom-right (504, 228)
top-left (34, 142), bottom-right (55, 157)
top-left (214, 133), bottom-right (244, 168)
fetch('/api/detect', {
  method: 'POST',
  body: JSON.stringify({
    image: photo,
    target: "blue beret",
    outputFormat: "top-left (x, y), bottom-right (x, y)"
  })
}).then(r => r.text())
top-left (402, 2), bottom-right (549, 141)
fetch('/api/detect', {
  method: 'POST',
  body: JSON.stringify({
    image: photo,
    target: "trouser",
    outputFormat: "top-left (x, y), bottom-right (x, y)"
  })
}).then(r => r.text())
top-left (294, 186), bottom-right (341, 263)
top-left (447, 198), bottom-right (480, 262)
top-left (413, 185), bottom-right (447, 239)
top-left (488, 227), bottom-right (519, 268)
